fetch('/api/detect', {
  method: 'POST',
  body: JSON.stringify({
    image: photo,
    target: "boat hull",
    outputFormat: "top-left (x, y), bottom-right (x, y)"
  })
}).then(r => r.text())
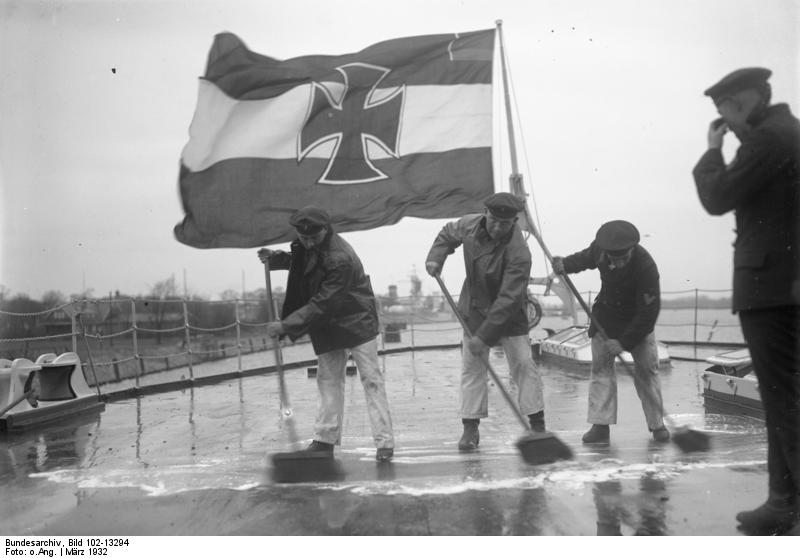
top-left (1, 352), bottom-right (106, 434)
top-left (534, 325), bottom-right (671, 370)
top-left (1, 396), bottom-right (105, 433)
top-left (701, 370), bottom-right (763, 420)
top-left (700, 348), bottom-right (763, 420)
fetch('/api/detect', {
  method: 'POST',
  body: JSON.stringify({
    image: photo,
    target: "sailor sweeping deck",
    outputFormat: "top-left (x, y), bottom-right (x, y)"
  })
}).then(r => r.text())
top-left (552, 220), bottom-right (671, 445)
top-left (425, 193), bottom-right (550, 453)
top-left (260, 206), bottom-right (395, 476)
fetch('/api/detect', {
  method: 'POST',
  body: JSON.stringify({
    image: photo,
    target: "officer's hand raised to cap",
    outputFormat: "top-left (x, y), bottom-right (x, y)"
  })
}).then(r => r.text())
top-left (707, 118), bottom-right (728, 150)
top-left (425, 261), bottom-right (442, 277)
top-left (552, 257), bottom-right (565, 275)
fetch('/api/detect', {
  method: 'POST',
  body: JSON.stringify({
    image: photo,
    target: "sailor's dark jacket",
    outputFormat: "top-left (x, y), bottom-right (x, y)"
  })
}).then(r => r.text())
top-left (562, 243), bottom-right (660, 351)
top-left (693, 103), bottom-right (800, 312)
top-left (267, 230), bottom-right (379, 355)
top-left (426, 214), bottom-right (531, 346)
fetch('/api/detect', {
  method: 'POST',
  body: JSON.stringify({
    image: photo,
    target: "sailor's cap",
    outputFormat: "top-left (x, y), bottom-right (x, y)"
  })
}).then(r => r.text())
top-left (484, 192), bottom-right (525, 219)
top-left (704, 67), bottom-right (772, 103)
top-left (595, 220), bottom-right (640, 254)
top-left (289, 206), bottom-right (330, 235)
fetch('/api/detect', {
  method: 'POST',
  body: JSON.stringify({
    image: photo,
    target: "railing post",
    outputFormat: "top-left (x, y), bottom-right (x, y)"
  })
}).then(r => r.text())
top-left (183, 300), bottom-right (194, 380)
top-left (235, 298), bottom-right (242, 374)
top-left (410, 304), bottom-right (416, 349)
top-left (586, 291), bottom-right (592, 326)
top-left (71, 310), bottom-right (78, 354)
top-left (693, 288), bottom-right (699, 361)
top-left (130, 299), bottom-right (140, 389)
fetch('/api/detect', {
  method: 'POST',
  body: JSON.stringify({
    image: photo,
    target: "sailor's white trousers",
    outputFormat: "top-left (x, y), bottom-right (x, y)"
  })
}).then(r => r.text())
top-left (313, 338), bottom-right (395, 449)
top-left (587, 332), bottom-right (665, 430)
top-left (460, 334), bottom-right (545, 419)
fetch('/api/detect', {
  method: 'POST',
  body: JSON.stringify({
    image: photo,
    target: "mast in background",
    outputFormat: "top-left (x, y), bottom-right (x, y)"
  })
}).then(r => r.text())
top-left (496, 20), bottom-right (579, 323)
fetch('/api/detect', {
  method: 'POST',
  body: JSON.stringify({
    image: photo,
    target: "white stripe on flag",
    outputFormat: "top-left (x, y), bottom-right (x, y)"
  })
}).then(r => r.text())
top-left (181, 80), bottom-right (492, 172)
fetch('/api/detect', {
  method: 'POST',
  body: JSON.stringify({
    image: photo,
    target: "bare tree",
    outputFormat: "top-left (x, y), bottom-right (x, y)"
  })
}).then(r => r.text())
top-left (145, 276), bottom-right (180, 344)
top-left (41, 290), bottom-right (67, 310)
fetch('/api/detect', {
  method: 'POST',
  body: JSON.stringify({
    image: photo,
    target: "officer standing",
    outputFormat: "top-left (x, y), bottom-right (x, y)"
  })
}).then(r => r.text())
top-left (552, 220), bottom-right (669, 444)
top-left (425, 192), bottom-right (546, 451)
top-left (693, 67), bottom-right (800, 535)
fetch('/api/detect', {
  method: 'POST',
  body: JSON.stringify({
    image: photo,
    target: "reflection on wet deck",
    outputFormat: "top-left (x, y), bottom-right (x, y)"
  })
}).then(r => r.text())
top-left (0, 341), bottom-right (773, 535)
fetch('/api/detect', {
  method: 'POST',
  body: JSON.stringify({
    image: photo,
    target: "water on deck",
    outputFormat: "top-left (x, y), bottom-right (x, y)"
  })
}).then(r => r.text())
top-left (0, 335), bottom-right (775, 537)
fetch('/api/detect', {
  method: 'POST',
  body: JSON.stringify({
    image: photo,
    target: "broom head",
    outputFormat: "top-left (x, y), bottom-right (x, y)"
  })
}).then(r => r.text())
top-left (671, 426), bottom-right (712, 453)
top-left (270, 450), bottom-right (345, 484)
top-left (515, 431), bottom-right (574, 466)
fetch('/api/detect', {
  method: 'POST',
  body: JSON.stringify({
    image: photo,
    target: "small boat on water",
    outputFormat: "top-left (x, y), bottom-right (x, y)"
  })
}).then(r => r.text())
top-left (533, 325), bottom-right (671, 369)
top-left (700, 348), bottom-right (763, 420)
top-left (0, 352), bottom-right (105, 433)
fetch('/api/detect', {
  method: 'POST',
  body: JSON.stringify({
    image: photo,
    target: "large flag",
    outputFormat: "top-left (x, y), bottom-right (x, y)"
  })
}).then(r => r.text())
top-left (175, 29), bottom-right (496, 248)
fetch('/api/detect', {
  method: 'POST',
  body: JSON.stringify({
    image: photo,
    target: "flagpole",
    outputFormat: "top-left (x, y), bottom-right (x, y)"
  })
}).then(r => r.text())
top-left (495, 20), bottom-right (548, 257)
top-left (496, 20), bottom-right (534, 233)
top-left (495, 20), bottom-right (521, 178)
top-left (496, 22), bottom-right (587, 314)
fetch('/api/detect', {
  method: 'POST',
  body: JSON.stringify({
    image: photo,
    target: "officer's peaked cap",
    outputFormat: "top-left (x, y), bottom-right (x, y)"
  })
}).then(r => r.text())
top-left (704, 67), bottom-right (772, 103)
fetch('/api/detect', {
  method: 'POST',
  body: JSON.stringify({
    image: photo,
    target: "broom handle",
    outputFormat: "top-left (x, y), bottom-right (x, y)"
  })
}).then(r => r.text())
top-left (78, 314), bottom-right (103, 397)
top-left (516, 207), bottom-right (674, 427)
top-left (263, 257), bottom-right (299, 445)
top-left (434, 274), bottom-right (531, 431)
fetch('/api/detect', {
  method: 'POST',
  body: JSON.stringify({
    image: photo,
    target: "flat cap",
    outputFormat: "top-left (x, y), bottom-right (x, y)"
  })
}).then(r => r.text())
top-left (704, 67), bottom-right (772, 103)
top-left (289, 206), bottom-right (330, 235)
top-left (484, 192), bottom-right (525, 218)
top-left (595, 220), bottom-right (640, 253)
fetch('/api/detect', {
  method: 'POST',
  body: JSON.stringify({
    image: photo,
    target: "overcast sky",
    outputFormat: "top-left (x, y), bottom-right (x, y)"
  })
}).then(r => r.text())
top-left (1, 0), bottom-right (798, 303)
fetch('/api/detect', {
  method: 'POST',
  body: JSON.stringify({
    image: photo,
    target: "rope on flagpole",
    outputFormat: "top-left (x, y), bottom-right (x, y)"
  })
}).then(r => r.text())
top-left (495, 20), bottom-right (551, 276)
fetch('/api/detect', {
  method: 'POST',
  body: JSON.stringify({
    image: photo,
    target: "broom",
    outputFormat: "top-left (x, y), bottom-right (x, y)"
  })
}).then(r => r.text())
top-left (564, 280), bottom-right (711, 452)
top-left (515, 205), bottom-right (711, 453)
top-left (434, 274), bottom-right (573, 466)
top-left (263, 255), bottom-right (343, 483)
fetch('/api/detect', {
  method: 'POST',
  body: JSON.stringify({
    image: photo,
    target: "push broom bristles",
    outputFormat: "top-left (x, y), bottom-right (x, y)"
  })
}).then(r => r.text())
top-left (516, 432), bottom-right (574, 465)
top-left (270, 451), bottom-right (345, 484)
top-left (670, 426), bottom-right (712, 453)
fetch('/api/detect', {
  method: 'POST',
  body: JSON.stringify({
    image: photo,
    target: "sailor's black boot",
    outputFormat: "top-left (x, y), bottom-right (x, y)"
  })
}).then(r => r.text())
top-left (582, 424), bottom-right (610, 444)
top-left (736, 499), bottom-right (799, 534)
top-left (458, 419), bottom-right (480, 451)
top-left (528, 411), bottom-right (546, 433)
top-left (305, 440), bottom-right (334, 456)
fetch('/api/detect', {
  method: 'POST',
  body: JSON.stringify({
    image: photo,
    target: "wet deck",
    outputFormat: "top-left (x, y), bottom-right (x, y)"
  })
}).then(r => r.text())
top-left (0, 335), bottom-right (776, 536)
